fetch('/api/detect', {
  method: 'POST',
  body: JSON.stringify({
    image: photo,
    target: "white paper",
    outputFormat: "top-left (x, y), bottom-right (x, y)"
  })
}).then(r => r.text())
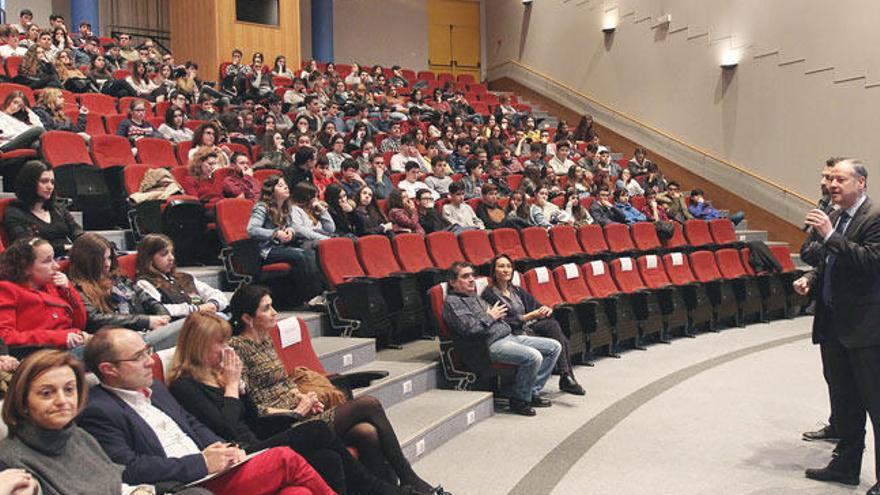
top-left (185, 449), bottom-right (267, 487)
top-left (646, 255), bottom-right (658, 269)
top-left (440, 282), bottom-right (448, 299)
top-left (590, 260), bottom-right (605, 276)
top-left (563, 263), bottom-right (579, 280)
top-left (671, 252), bottom-right (684, 266)
top-left (512, 272), bottom-right (522, 287)
top-left (619, 257), bottom-right (633, 272)
top-left (535, 267), bottom-right (550, 284)
top-left (278, 317), bottom-right (302, 348)
top-left (474, 277), bottom-right (489, 295)
top-left (156, 348), bottom-right (176, 381)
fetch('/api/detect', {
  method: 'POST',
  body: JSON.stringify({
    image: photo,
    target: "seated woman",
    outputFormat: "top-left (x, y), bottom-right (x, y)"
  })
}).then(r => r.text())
top-left (387, 189), bottom-right (424, 235)
top-left (615, 168), bottom-right (645, 197)
top-left (0, 238), bottom-right (88, 352)
top-left (482, 254), bottom-right (585, 395)
top-left (125, 61), bottom-right (160, 101)
top-left (222, 152), bottom-right (259, 200)
top-left (247, 175), bottom-right (323, 303)
top-left (13, 45), bottom-right (60, 89)
top-left (563, 188), bottom-right (594, 226)
top-left (0, 90), bottom-right (44, 152)
top-left (135, 233), bottom-right (228, 322)
top-left (228, 285), bottom-right (447, 494)
top-left (32, 88), bottom-right (87, 135)
top-left (353, 186), bottom-right (393, 237)
top-left (290, 182), bottom-right (335, 244)
top-left (3, 161), bottom-right (83, 256)
top-left (532, 186), bottom-right (572, 227)
top-left (53, 50), bottom-right (99, 93)
top-left (324, 183), bottom-right (357, 237)
top-left (157, 106), bottom-right (194, 143)
top-left (68, 233), bottom-right (181, 351)
top-left (116, 98), bottom-right (160, 143)
top-left (182, 147), bottom-right (223, 210)
top-left (253, 131), bottom-right (294, 170)
top-left (169, 311), bottom-right (414, 495)
top-left (189, 121), bottom-right (231, 168)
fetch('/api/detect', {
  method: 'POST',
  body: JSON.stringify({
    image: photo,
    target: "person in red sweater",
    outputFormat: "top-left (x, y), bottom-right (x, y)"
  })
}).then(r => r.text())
top-left (222, 152), bottom-right (260, 200)
top-left (311, 156), bottom-right (337, 201)
top-left (183, 147), bottom-right (223, 209)
top-left (0, 237), bottom-right (88, 353)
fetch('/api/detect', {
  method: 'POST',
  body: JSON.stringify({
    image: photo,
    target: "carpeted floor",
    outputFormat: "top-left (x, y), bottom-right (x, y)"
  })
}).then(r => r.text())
top-left (412, 317), bottom-right (876, 494)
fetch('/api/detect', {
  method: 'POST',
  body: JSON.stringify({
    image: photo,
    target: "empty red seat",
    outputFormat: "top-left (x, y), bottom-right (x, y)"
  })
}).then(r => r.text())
top-left (709, 219), bottom-right (741, 246)
top-left (123, 164), bottom-right (154, 195)
top-left (549, 225), bottom-right (587, 261)
top-left (42, 131), bottom-right (93, 168)
top-left (392, 233), bottom-right (436, 273)
top-left (489, 228), bottom-right (529, 263)
top-left (136, 138), bottom-right (178, 168)
top-left (581, 259), bottom-right (637, 346)
top-left (78, 93), bottom-right (118, 115)
top-left (521, 226), bottom-right (561, 263)
top-left (604, 223), bottom-right (637, 254)
top-left (90, 135), bottom-right (137, 169)
top-left (684, 220), bottom-right (715, 248)
top-left (458, 229), bottom-right (495, 268)
top-left (577, 224), bottom-right (609, 256)
top-left (4, 58), bottom-right (23, 80)
top-left (631, 222), bottom-right (662, 252)
top-left (426, 231), bottom-right (466, 269)
top-left (357, 235), bottom-right (404, 278)
top-left (176, 141), bottom-right (194, 165)
top-left (356, 235), bottom-right (424, 335)
top-left (610, 257), bottom-right (664, 340)
top-left (103, 114), bottom-right (126, 134)
top-left (715, 248), bottom-right (764, 321)
top-left (416, 71), bottom-right (435, 81)
top-left (690, 250), bottom-right (740, 326)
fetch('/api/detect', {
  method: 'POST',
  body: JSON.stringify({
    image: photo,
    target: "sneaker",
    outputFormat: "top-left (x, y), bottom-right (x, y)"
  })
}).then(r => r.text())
top-left (307, 294), bottom-right (327, 308)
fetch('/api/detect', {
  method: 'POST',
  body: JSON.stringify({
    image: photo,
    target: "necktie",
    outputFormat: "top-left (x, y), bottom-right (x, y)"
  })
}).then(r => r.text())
top-left (821, 211), bottom-right (851, 307)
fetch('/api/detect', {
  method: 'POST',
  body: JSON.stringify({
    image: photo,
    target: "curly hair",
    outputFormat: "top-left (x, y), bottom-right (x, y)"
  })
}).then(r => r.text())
top-left (0, 238), bottom-right (49, 283)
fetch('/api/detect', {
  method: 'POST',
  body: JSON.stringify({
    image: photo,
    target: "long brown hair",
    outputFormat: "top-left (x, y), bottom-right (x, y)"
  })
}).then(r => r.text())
top-left (168, 311), bottom-right (231, 385)
top-left (69, 233), bottom-right (116, 313)
top-left (259, 175), bottom-right (291, 229)
top-left (135, 233), bottom-right (194, 292)
top-left (2, 350), bottom-right (88, 430)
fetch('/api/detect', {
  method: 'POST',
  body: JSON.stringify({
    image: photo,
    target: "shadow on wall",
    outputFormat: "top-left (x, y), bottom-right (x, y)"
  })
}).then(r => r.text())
top-left (716, 68), bottom-right (738, 154)
top-left (518, 3), bottom-right (531, 60)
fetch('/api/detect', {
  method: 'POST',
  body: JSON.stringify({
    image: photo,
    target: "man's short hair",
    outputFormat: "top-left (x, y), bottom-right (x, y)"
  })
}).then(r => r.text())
top-left (465, 158), bottom-right (482, 174)
top-left (400, 134), bottom-right (415, 146)
top-left (232, 48), bottom-right (243, 56)
top-left (404, 161), bottom-right (421, 172)
top-left (586, 143), bottom-right (598, 153)
top-left (79, 21), bottom-right (91, 28)
top-left (448, 181), bottom-right (465, 195)
top-left (431, 156), bottom-right (446, 167)
top-left (49, 14), bottom-right (64, 22)
top-left (481, 183), bottom-right (498, 195)
top-left (20, 9), bottom-right (33, 17)
top-left (415, 188), bottom-right (432, 200)
top-left (83, 328), bottom-right (126, 379)
top-left (294, 146), bottom-right (316, 166)
top-left (690, 188), bottom-right (704, 197)
top-left (838, 159), bottom-right (868, 181)
top-left (304, 95), bottom-right (318, 106)
top-left (456, 138), bottom-right (471, 149)
top-left (667, 181), bottom-right (680, 189)
top-left (826, 157), bottom-right (844, 167)
top-left (341, 159), bottom-right (358, 171)
top-left (557, 140), bottom-right (571, 150)
top-left (448, 261), bottom-right (474, 282)
top-left (613, 189), bottom-right (626, 202)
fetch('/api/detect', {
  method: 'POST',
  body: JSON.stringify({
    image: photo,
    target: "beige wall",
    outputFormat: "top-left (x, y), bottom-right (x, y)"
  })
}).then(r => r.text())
top-left (486, 0), bottom-right (880, 215)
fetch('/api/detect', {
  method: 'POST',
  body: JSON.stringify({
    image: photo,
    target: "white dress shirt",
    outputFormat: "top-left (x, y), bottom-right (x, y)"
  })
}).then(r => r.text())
top-left (105, 386), bottom-right (202, 459)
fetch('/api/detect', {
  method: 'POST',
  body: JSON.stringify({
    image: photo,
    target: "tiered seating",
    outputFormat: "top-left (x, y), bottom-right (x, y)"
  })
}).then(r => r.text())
top-left (715, 248), bottom-right (765, 323)
top-left (609, 257), bottom-right (665, 344)
top-left (689, 250), bottom-right (741, 327)
top-left (215, 197), bottom-right (291, 289)
top-left (521, 266), bottom-right (585, 359)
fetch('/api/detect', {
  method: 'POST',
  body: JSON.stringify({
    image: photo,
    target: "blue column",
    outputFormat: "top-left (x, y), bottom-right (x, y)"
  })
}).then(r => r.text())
top-left (311, 0), bottom-right (333, 62)
top-left (71, 0), bottom-right (100, 36)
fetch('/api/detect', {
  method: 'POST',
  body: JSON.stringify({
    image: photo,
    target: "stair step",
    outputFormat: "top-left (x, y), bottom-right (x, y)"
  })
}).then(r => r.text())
top-left (734, 229), bottom-right (768, 242)
top-left (178, 265), bottom-right (225, 291)
top-left (351, 360), bottom-right (438, 409)
top-left (388, 389), bottom-right (494, 463)
top-left (734, 219), bottom-right (748, 231)
top-left (92, 229), bottom-right (131, 251)
top-left (312, 336), bottom-right (376, 374)
top-left (277, 310), bottom-right (330, 338)
top-left (71, 211), bottom-right (83, 227)
top-left (0, 191), bottom-right (14, 200)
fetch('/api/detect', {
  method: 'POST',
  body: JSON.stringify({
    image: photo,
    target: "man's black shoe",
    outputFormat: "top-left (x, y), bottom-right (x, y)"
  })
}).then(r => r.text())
top-left (803, 425), bottom-right (840, 443)
top-left (531, 396), bottom-right (552, 408)
top-left (559, 375), bottom-right (586, 396)
top-left (804, 464), bottom-right (859, 486)
top-left (509, 399), bottom-right (536, 416)
top-left (867, 481), bottom-right (880, 495)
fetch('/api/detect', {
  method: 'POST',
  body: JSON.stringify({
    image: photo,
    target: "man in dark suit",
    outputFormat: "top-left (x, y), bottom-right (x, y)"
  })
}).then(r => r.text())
top-left (796, 159), bottom-right (880, 494)
top-left (78, 328), bottom-right (333, 494)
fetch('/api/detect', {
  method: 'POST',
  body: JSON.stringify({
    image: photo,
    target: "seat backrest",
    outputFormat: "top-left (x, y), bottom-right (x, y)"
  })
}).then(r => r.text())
top-left (662, 222), bottom-right (688, 249)
top-left (553, 263), bottom-right (592, 303)
top-left (270, 318), bottom-right (327, 375)
top-left (0, 198), bottom-right (15, 246)
top-left (392, 233), bottom-right (435, 272)
top-left (426, 231), bottom-right (466, 269)
top-left (684, 219), bottom-right (714, 247)
top-left (631, 222), bottom-right (661, 251)
top-left (116, 253), bottom-right (137, 280)
top-left (577, 224), bottom-right (609, 255)
top-left (91, 135), bottom-right (137, 169)
top-left (709, 219), bottom-right (737, 245)
top-left (103, 114), bottom-right (126, 135)
top-left (662, 252), bottom-right (697, 285)
top-left (582, 259), bottom-right (619, 297)
top-left (254, 168), bottom-right (281, 184)
top-left (768, 245), bottom-right (798, 272)
top-left (489, 228), bottom-right (528, 260)
top-left (458, 229), bottom-right (495, 266)
top-left (41, 131), bottom-right (93, 167)
top-left (0, 82), bottom-right (33, 104)
top-left (522, 267), bottom-right (564, 307)
top-left (739, 247), bottom-right (757, 275)
top-left (604, 223), bottom-right (635, 253)
top-left (637, 255), bottom-right (672, 288)
top-left (136, 138), bottom-right (178, 168)
top-left (715, 248), bottom-right (748, 279)
top-left (318, 237), bottom-right (366, 289)
top-left (78, 93), bottom-right (118, 115)
top-left (356, 235), bottom-right (402, 277)
top-left (689, 250), bottom-right (723, 282)
top-left (123, 164), bottom-right (152, 195)
top-left (170, 166), bottom-right (190, 187)
top-left (176, 141), bottom-right (194, 165)
top-left (150, 347), bottom-right (177, 385)
top-left (549, 225), bottom-right (582, 256)
top-left (610, 257), bottom-right (647, 293)
top-left (521, 226), bottom-right (555, 259)
top-left (215, 198), bottom-right (255, 245)
top-left (507, 174), bottom-right (523, 191)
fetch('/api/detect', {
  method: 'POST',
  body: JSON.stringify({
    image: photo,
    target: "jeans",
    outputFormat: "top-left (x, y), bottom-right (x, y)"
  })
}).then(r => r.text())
top-left (265, 245), bottom-right (324, 300)
top-left (726, 211), bottom-right (745, 226)
top-left (0, 127), bottom-right (44, 151)
top-left (489, 334), bottom-right (561, 402)
top-left (141, 318), bottom-right (186, 351)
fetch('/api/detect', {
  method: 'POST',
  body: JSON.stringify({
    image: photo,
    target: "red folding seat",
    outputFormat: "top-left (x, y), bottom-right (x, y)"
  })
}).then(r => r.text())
top-left (426, 231), bottom-right (466, 269)
top-left (4, 58), bottom-right (23, 81)
top-left (318, 237), bottom-right (391, 340)
top-left (416, 71), bottom-right (435, 82)
top-left (715, 248), bottom-right (764, 322)
top-left (437, 73), bottom-right (455, 85)
top-left (630, 195), bottom-right (646, 211)
top-left (662, 222), bottom-right (689, 251)
top-left (116, 253), bottom-right (137, 280)
top-left (176, 141), bottom-right (194, 165)
top-left (91, 135), bottom-right (137, 169)
top-left (768, 245), bottom-right (809, 316)
top-left (610, 257), bottom-right (666, 343)
top-left (684, 219), bottom-right (715, 248)
top-left (136, 138), bottom-right (178, 168)
top-left (356, 235), bottom-right (425, 341)
top-left (552, 263), bottom-right (614, 355)
top-left (604, 223), bottom-right (637, 255)
top-left (112, 69), bottom-right (131, 81)
top-left (521, 266), bottom-right (587, 359)
top-left (709, 219), bottom-right (743, 247)
top-left (103, 114), bottom-right (126, 135)
top-left (631, 222), bottom-right (662, 253)
top-left (392, 232), bottom-right (446, 283)
top-left (184, 119), bottom-right (205, 131)
top-left (582, 259), bottom-right (638, 346)
top-left (689, 250), bottom-right (740, 327)
top-left (577, 224), bottom-right (610, 257)
top-left (216, 198), bottom-right (291, 290)
top-left (489, 228), bottom-right (531, 268)
top-left (507, 174), bottom-right (523, 191)
top-left (78, 93), bottom-right (118, 115)
top-left (458, 229), bottom-right (495, 271)
top-left (661, 252), bottom-right (714, 331)
top-left (549, 225), bottom-right (589, 263)
top-left (520, 226), bottom-right (564, 266)
top-left (636, 255), bottom-right (692, 334)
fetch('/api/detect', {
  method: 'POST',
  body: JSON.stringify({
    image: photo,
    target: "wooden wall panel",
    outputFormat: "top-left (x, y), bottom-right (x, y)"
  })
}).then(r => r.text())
top-left (169, 0), bottom-right (220, 78)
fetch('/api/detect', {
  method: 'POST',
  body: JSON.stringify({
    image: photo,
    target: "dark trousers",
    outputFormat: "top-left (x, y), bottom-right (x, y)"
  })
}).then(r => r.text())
top-left (821, 334), bottom-right (880, 479)
top-left (819, 341), bottom-right (840, 434)
top-left (265, 245), bottom-right (325, 300)
top-left (526, 318), bottom-right (572, 376)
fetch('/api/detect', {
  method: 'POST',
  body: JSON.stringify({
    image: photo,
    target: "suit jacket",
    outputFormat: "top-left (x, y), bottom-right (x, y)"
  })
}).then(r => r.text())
top-left (801, 197), bottom-right (880, 348)
top-left (78, 380), bottom-right (222, 486)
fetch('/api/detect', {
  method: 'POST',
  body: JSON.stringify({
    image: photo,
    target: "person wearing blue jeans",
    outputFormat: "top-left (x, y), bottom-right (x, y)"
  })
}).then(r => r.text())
top-left (442, 261), bottom-right (562, 416)
top-left (688, 188), bottom-right (745, 226)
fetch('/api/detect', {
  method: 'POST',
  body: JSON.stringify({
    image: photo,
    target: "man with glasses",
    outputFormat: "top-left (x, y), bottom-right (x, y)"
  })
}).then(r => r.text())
top-left (588, 187), bottom-right (626, 226)
top-left (657, 181), bottom-right (694, 223)
top-left (365, 153), bottom-right (394, 199)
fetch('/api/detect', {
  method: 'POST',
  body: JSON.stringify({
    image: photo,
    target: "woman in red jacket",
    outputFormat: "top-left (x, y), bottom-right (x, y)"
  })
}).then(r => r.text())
top-left (0, 238), bottom-right (88, 353)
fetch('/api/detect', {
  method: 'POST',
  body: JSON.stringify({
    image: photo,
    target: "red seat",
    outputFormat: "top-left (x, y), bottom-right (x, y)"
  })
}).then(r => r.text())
top-left (356, 235), bottom-right (404, 277)
top-left (610, 256), bottom-right (664, 337)
top-left (577, 224), bottom-right (609, 255)
top-left (689, 250), bottom-right (739, 325)
top-left (270, 318), bottom-right (326, 375)
top-left (769, 245), bottom-right (799, 273)
top-left (582, 258), bottom-right (638, 342)
top-left (630, 195), bottom-right (646, 211)
top-left (123, 164), bottom-right (155, 195)
top-left (136, 138), bottom-right (178, 168)
top-left (662, 222), bottom-right (689, 250)
top-left (216, 198), bottom-right (290, 285)
top-left (522, 266), bottom-right (566, 308)
top-left (637, 255), bottom-right (672, 289)
top-left (0, 82), bottom-right (33, 104)
top-left (426, 231), bottom-right (466, 269)
top-left (662, 252), bottom-right (699, 285)
top-left (489, 228), bottom-right (528, 262)
top-left (689, 250), bottom-right (724, 282)
top-left (416, 71), bottom-right (435, 81)
top-left (41, 131), bottom-right (93, 167)
top-left (319, 237), bottom-right (367, 289)
top-left (631, 222), bottom-right (662, 252)
top-left (715, 248), bottom-right (764, 321)
top-left (254, 168), bottom-right (281, 184)
top-left (458, 229), bottom-right (495, 267)
top-left (554, 263), bottom-right (592, 304)
top-left (684, 220), bottom-right (714, 248)
top-left (103, 114), bottom-right (126, 135)
top-left (457, 74), bottom-right (476, 85)
top-left (176, 141), bottom-right (194, 165)
top-left (112, 69), bottom-right (131, 80)
top-left (610, 257), bottom-right (649, 293)
top-left (581, 260), bottom-right (620, 298)
top-left (90, 135), bottom-right (137, 169)
top-left (116, 253), bottom-right (137, 280)
top-left (715, 248), bottom-right (750, 280)
top-left (709, 219), bottom-right (740, 246)
top-left (392, 233), bottom-right (436, 272)
top-left (78, 93), bottom-right (118, 115)
top-left (4, 58), bottom-right (23, 81)
top-left (549, 225), bottom-right (584, 258)
top-left (169, 166), bottom-right (190, 187)
top-left (507, 174), bottom-right (523, 191)
top-left (603, 223), bottom-right (636, 254)
top-left (521, 226), bottom-right (560, 262)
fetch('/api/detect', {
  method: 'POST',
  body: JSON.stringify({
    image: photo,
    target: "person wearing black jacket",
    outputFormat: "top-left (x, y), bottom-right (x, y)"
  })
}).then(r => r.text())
top-left (415, 189), bottom-right (452, 234)
top-left (324, 184), bottom-right (358, 238)
top-left (588, 188), bottom-right (626, 226)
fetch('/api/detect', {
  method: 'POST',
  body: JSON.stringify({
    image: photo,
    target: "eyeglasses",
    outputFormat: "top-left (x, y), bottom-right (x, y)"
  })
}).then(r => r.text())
top-left (110, 345), bottom-right (154, 364)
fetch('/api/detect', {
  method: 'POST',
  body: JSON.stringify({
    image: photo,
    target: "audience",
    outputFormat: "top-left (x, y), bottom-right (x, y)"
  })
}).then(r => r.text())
top-left (0, 91), bottom-right (44, 151)
top-left (222, 152), bottom-right (259, 200)
top-left (589, 188), bottom-right (625, 226)
top-left (397, 161), bottom-right (437, 201)
top-left (688, 188), bottom-right (745, 226)
top-left (157, 106), bottom-right (194, 143)
top-left (116, 98), bottom-right (160, 143)
top-left (387, 189), bottom-right (425, 235)
top-left (657, 181), bottom-right (692, 223)
top-left (289, 182), bottom-right (335, 242)
top-left (613, 189), bottom-right (647, 225)
top-left (353, 185), bottom-right (393, 236)
top-left (425, 156), bottom-right (453, 197)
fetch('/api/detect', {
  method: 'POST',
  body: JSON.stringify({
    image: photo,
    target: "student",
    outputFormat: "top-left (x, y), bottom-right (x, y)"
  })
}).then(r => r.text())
top-left (390, 134), bottom-right (428, 173)
top-left (324, 183), bottom-right (358, 237)
top-left (290, 182), bottom-right (336, 242)
top-left (222, 152), bottom-right (260, 200)
top-left (397, 161), bottom-right (437, 201)
top-left (589, 188), bottom-right (626, 226)
top-left (487, 159), bottom-right (512, 197)
top-left (0, 91), bottom-right (44, 151)
top-left (387, 189), bottom-right (425, 235)
top-left (688, 188), bottom-right (745, 225)
top-left (338, 158), bottom-right (368, 198)
top-left (442, 182), bottom-right (485, 230)
top-left (460, 159), bottom-right (485, 200)
top-left (424, 156), bottom-right (453, 197)
top-left (476, 184), bottom-right (515, 230)
top-left (613, 189), bottom-right (647, 225)
top-left (157, 106), bottom-right (194, 143)
top-left (353, 185), bottom-right (393, 236)
top-left (548, 140), bottom-right (575, 175)
top-left (116, 98), bottom-right (160, 143)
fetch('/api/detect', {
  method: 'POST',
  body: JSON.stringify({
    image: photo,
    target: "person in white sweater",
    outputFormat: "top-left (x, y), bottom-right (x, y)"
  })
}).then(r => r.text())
top-left (0, 90), bottom-right (44, 151)
top-left (442, 181), bottom-right (485, 229)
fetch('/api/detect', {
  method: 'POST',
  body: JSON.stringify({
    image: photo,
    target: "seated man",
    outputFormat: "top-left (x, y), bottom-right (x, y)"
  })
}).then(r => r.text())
top-left (78, 328), bottom-right (334, 495)
top-left (688, 188), bottom-right (745, 225)
top-left (379, 120), bottom-right (403, 154)
top-left (0, 24), bottom-right (26, 59)
top-left (548, 140), bottom-right (575, 176)
top-left (442, 262), bottom-right (561, 416)
top-left (442, 182), bottom-right (484, 230)
top-left (424, 156), bottom-right (453, 197)
top-left (613, 189), bottom-right (647, 225)
top-left (589, 187), bottom-right (626, 226)
top-left (390, 134), bottom-right (428, 173)
top-left (627, 147), bottom-right (654, 176)
top-left (397, 161), bottom-right (438, 200)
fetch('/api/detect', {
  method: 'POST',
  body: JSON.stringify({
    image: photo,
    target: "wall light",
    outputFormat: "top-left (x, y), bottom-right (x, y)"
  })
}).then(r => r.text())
top-left (721, 49), bottom-right (740, 69)
top-left (602, 12), bottom-right (618, 33)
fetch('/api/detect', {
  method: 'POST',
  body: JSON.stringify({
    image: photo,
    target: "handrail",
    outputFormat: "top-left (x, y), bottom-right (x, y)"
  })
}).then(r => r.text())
top-left (488, 59), bottom-right (814, 205)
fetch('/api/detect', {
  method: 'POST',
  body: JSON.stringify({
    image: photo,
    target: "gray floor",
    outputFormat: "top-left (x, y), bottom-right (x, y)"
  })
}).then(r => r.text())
top-left (412, 317), bottom-right (876, 494)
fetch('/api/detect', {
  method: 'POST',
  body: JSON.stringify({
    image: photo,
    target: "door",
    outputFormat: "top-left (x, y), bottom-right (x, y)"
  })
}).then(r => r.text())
top-left (427, 0), bottom-right (481, 81)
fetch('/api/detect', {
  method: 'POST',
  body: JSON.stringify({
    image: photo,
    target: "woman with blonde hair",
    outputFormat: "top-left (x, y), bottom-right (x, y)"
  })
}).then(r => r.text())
top-left (52, 49), bottom-right (98, 93)
top-left (32, 87), bottom-right (87, 135)
top-left (14, 44), bottom-right (60, 89)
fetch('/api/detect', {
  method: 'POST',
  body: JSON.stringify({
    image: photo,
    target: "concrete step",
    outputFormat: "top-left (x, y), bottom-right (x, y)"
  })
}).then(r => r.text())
top-left (92, 229), bottom-right (131, 251)
top-left (734, 219), bottom-right (748, 231)
top-left (312, 336), bottom-right (376, 374)
top-left (351, 360), bottom-right (438, 410)
top-left (278, 310), bottom-right (330, 338)
top-left (390, 389), bottom-right (494, 463)
top-left (71, 211), bottom-right (83, 227)
top-left (179, 265), bottom-right (225, 291)
top-left (733, 229), bottom-right (768, 243)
